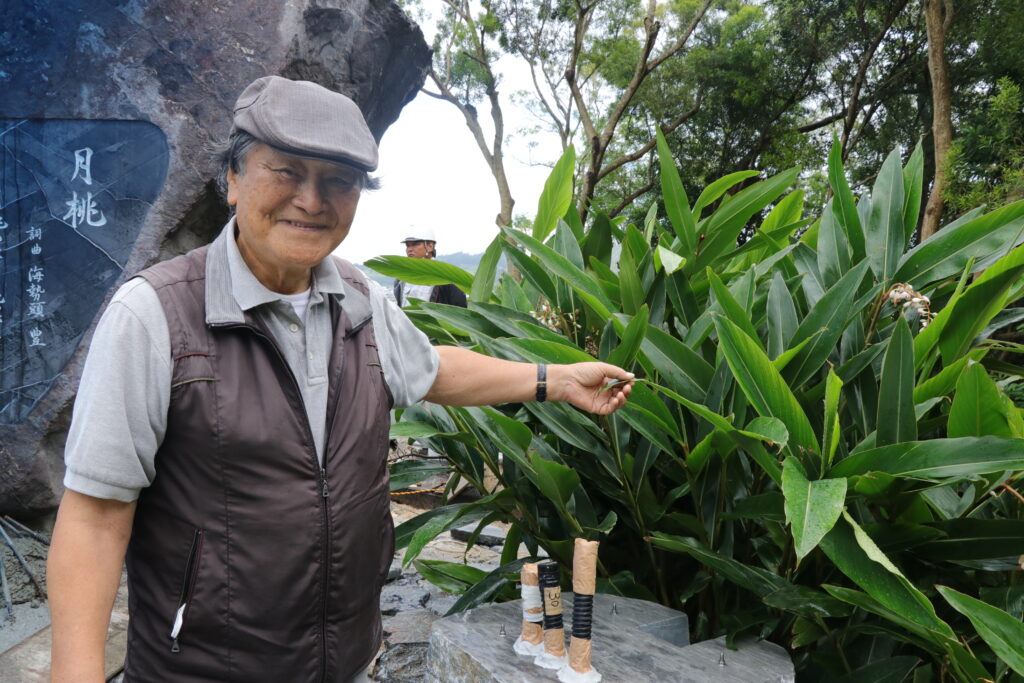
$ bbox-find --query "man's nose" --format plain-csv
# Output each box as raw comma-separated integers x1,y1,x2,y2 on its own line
293,179,325,214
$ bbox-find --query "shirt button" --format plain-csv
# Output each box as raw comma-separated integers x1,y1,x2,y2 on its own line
307,351,314,360
289,323,299,332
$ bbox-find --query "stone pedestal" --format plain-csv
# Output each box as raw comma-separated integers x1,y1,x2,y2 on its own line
426,593,794,682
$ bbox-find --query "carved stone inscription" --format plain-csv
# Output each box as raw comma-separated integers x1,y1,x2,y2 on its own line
0,120,168,425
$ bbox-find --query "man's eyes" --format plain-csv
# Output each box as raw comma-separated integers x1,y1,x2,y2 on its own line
272,167,298,178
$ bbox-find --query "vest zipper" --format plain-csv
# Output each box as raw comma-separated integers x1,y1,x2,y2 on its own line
169,529,204,653
216,322,332,682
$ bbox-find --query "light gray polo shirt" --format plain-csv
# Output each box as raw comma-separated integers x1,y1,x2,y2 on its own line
64,219,439,502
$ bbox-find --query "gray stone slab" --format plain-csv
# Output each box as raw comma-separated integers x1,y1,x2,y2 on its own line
383,610,441,645
451,523,507,546
426,593,793,682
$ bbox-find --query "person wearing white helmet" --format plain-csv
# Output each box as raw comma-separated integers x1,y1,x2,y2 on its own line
393,228,467,308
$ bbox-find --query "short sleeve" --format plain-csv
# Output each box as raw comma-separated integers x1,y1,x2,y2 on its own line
63,278,171,501
366,280,439,407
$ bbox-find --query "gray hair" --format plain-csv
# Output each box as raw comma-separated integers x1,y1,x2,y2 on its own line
215,129,380,200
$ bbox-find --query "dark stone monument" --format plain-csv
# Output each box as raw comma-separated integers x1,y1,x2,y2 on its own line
0,0,431,513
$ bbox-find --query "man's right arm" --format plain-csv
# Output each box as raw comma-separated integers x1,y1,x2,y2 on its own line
48,491,136,682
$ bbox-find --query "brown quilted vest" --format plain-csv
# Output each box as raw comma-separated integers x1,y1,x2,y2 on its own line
124,246,394,682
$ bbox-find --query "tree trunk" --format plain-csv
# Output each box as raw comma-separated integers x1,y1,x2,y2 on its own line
921,0,954,241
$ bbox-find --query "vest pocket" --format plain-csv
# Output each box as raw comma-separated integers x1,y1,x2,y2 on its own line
169,528,204,653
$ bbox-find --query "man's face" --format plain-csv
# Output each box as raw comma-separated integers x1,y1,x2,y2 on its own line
226,143,362,293
404,240,434,259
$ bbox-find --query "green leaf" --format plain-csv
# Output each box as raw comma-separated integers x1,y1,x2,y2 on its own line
389,460,451,491
835,657,920,683
912,352,981,404
830,436,1024,479
445,558,529,615
784,261,872,387
936,244,1024,364
656,129,696,256
470,235,504,303
876,318,917,446
938,586,1024,676
413,559,487,594
714,315,819,456
828,135,865,261
494,337,593,365
820,512,956,645
902,139,925,243
692,170,760,216
864,148,905,282
916,520,1024,560
607,306,650,368
782,457,847,561
502,244,556,304
823,368,843,467
949,361,1021,438
707,268,760,344
639,326,714,403
364,254,474,292
647,533,786,597
763,585,852,619
389,421,472,443
767,269,798,359
505,227,615,319
689,168,800,274
533,145,575,242
617,246,645,316
528,451,580,511
817,200,851,287
654,245,686,274
894,200,1024,288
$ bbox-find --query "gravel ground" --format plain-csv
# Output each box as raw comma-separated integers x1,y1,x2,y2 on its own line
0,522,51,655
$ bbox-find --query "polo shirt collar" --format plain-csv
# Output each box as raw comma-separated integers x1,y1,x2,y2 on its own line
204,217,348,325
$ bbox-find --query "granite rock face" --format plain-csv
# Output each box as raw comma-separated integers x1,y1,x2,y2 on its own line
0,0,431,513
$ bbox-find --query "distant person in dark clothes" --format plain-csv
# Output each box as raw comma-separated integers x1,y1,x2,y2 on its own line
392,228,467,308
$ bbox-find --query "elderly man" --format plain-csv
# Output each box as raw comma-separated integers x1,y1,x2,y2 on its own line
47,76,632,682
392,228,467,308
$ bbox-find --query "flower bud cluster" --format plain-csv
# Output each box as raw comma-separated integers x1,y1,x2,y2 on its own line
529,301,583,333
888,283,935,329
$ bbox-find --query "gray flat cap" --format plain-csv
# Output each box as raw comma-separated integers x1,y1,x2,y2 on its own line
233,76,378,172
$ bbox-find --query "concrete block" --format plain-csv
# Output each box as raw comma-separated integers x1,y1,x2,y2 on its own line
383,610,441,645
426,593,793,682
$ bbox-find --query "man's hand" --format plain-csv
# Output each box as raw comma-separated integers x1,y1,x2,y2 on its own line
549,362,634,415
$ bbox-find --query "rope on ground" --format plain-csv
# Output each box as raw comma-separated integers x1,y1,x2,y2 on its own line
390,488,446,496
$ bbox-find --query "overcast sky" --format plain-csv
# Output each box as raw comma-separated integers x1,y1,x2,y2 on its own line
338,15,559,266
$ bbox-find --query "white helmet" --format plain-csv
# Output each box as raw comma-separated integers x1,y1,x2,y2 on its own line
400,227,436,243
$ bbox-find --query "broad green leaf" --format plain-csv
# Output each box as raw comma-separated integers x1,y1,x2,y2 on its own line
707,268,759,344
763,585,852,619
876,318,917,446
533,145,575,241
824,585,943,652
949,361,1021,438
864,148,905,282
419,303,508,338
389,460,451,491
470,235,503,302
938,586,1024,676
494,337,593,364
784,261,872,387
502,244,556,304
607,306,649,368
654,245,686,274
767,269,798,359
618,245,645,315
656,129,696,256
817,200,851,288
820,512,956,645
505,227,615,319
413,559,486,594
823,368,843,467
830,436,1024,479
782,457,847,561
894,201,1024,288
917,520,1024,560
835,657,920,683
828,135,865,261
937,244,1024,364
528,451,580,511
912,352,982,404
389,421,473,443
582,211,614,266
648,533,786,597
761,190,804,233
902,139,924,242
467,406,533,464
639,326,714,403
692,170,760,216
364,254,474,291
744,416,790,448
445,558,529,615
714,315,819,455
399,504,487,564
689,168,800,274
